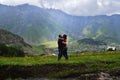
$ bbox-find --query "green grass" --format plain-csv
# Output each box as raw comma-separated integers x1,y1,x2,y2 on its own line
0,51,120,67
32,41,57,55
1,51,120,79
32,45,44,55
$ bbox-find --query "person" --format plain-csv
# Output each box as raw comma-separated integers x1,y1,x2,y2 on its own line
57,34,68,61
62,34,68,60
57,34,63,61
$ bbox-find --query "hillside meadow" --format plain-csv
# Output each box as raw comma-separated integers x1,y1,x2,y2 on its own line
0,51,120,79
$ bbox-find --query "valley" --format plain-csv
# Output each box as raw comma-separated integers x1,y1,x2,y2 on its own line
0,3,120,80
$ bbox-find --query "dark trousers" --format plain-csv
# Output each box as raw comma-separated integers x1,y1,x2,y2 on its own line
58,47,68,61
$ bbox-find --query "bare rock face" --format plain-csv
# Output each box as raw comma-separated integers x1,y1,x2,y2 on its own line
78,72,120,80
98,72,113,80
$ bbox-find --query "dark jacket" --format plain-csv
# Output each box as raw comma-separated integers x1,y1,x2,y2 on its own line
58,38,63,49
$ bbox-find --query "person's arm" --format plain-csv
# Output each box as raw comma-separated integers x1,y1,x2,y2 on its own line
62,40,67,46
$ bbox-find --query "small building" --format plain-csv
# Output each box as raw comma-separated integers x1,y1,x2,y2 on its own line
107,46,116,51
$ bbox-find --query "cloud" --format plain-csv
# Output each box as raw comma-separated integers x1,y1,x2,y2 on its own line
96,0,120,15
37,0,120,16
0,0,120,16
0,0,40,6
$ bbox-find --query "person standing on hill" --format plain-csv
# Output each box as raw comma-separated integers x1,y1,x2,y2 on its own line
57,34,68,61
57,34,63,61
62,34,68,60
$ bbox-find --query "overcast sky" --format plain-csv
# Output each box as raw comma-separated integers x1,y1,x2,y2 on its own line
0,0,120,16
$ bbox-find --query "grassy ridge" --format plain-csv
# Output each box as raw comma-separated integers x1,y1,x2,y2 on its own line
0,51,120,79
0,51,120,67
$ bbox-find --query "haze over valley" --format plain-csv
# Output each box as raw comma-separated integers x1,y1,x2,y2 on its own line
0,4,120,46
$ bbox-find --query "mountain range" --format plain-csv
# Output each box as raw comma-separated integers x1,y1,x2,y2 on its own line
0,4,120,45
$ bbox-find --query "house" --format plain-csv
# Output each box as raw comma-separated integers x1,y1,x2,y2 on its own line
107,46,116,51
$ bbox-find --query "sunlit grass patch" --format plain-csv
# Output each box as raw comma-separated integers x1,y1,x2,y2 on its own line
41,41,58,48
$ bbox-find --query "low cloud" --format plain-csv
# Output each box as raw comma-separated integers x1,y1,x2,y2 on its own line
0,0,120,16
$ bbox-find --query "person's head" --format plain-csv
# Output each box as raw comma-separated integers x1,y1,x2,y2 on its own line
63,34,67,39
58,34,62,38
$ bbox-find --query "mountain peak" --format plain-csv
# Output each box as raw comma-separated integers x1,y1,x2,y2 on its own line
16,3,32,7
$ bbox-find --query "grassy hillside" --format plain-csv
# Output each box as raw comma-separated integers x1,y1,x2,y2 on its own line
1,4,120,45
0,51,120,79
0,4,65,44
0,29,32,56
0,51,120,66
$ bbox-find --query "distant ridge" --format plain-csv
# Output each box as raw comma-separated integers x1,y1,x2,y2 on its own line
0,4,120,45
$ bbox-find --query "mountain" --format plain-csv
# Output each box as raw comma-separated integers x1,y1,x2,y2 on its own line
0,29,32,56
0,4,120,45
80,15,120,44
77,38,106,45
0,29,26,44
0,4,65,44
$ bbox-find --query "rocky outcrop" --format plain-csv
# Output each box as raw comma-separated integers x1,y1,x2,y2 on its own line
79,72,120,80
0,29,32,56
0,29,23,43
0,29,31,46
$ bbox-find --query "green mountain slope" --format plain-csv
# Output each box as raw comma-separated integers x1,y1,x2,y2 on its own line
0,4,120,45
82,15,120,44
0,29,32,56
0,4,65,44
